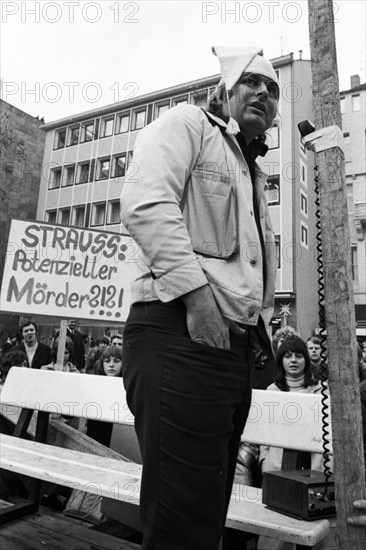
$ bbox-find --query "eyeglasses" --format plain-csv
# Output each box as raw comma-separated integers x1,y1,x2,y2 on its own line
239,73,280,100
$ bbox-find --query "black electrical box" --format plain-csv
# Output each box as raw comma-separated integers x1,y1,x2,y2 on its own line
262,470,336,520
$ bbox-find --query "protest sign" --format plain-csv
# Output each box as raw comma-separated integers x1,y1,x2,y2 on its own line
0,219,140,322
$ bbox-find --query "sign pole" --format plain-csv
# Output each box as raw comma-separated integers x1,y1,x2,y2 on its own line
307,1,366,547
55,320,67,371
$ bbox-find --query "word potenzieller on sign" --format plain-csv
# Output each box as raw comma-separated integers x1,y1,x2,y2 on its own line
0,220,140,322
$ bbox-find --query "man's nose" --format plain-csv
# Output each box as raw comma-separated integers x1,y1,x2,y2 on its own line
256,81,269,97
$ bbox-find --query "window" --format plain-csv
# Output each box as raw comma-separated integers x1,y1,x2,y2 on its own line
94,119,100,139
352,94,361,112
81,121,95,142
117,113,130,133
92,203,106,226
265,175,280,205
351,247,358,281
275,235,281,269
300,159,307,186
301,223,308,248
300,192,308,216
77,161,90,184
172,95,188,106
68,126,80,146
340,97,346,114
266,120,279,149
72,206,85,228
101,117,114,137
49,167,62,189
107,201,121,224
132,108,146,130
112,154,127,178
154,101,170,119
346,183,354,213
59,208,71,226
46,210,57,224
89,159,96,182
343,132,350,145
192,91,207,107
63,165,75,187
54,129,66,149
97,158,110,180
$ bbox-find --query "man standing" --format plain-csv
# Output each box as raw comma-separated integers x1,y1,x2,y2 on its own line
66,320,85,371
307,336,327,381
18,321,52,369
111,333,123,349
120,46,278,550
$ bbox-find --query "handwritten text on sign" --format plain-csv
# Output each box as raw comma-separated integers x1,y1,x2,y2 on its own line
0,220,140,321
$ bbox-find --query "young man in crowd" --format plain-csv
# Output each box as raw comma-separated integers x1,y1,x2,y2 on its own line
307,335,328,381
18,321,52,369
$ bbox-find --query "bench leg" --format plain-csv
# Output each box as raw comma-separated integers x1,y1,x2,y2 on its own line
12,408,34,438
30,411,50,506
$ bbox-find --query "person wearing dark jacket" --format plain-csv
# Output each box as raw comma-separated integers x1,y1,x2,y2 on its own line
2,332,21,355
17,321,51,369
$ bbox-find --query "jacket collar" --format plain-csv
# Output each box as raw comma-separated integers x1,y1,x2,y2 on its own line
204,110,227,129
203,109,269,191
203,110,269,161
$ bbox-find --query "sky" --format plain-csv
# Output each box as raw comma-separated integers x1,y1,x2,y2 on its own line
1,0,365,123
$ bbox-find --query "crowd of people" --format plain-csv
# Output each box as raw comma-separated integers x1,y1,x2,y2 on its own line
0,320,124,381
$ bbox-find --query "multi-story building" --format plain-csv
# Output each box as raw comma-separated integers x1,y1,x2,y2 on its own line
37,53,321,337
0,100,46,343
340,75,366,341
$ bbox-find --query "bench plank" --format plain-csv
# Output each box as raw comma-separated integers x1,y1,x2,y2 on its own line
0,434,141,504
242,390,332,453
0,368,133,425
0,433,330,545
1,368,333,454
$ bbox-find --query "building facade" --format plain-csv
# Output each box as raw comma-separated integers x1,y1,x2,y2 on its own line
37,53,321,337
340,76,366,340
0,100,46,343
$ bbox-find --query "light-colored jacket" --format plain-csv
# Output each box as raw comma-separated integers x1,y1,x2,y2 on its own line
121,105,277,326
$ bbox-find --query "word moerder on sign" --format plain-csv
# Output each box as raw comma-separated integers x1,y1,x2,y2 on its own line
0,220,140,322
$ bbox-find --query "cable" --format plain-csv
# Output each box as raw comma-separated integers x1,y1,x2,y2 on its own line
314,164,333,495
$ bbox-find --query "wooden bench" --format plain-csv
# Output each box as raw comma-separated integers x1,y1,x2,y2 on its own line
0,367,333,548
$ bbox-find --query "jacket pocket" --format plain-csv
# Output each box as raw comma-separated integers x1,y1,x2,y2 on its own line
183,168,238,259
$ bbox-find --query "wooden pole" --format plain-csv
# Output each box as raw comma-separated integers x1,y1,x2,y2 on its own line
307,1,366,548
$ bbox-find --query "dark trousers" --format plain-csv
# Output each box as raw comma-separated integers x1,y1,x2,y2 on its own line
122,300,253,550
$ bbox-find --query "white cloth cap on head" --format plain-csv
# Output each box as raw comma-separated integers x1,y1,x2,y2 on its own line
212,45,279,90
